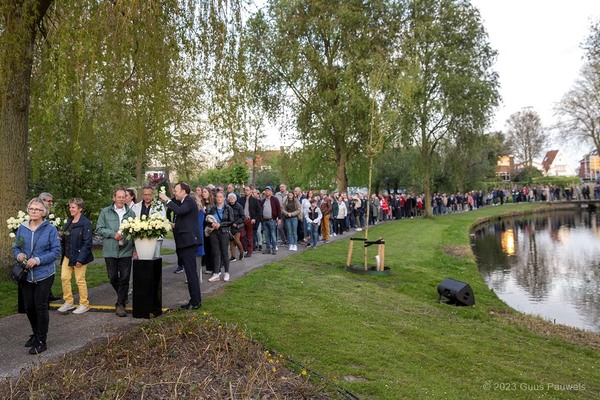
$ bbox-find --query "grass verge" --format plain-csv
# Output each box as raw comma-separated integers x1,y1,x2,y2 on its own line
202,203,599,399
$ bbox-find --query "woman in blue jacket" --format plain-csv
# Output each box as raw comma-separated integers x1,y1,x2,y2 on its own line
57,198,94,315
13,197,61,354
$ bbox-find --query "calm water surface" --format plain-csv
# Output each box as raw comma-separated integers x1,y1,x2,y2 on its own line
472,210,600,332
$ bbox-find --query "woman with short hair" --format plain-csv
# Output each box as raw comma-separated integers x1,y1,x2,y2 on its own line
58,198,94,315
13,198,61,354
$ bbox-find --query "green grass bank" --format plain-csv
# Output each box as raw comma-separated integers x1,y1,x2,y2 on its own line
202,203,599,399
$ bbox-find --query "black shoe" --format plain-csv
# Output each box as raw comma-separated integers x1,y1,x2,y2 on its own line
229,256,237,262
25,334,37,348
238,254,244,261
244,252,251,258
28,340,47,355
174,265,185,274
48,294,61,302
271,249,277,255
180,302,201,310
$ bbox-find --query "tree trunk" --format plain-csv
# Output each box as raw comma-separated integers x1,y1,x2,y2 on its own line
0,0,53,270
335,145,348,193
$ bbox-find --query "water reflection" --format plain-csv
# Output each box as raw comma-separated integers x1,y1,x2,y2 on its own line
472,210,600,332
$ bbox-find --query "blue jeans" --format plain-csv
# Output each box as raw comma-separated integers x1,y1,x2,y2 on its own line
263,219,277,250
284,217,298,246
307,222,320,247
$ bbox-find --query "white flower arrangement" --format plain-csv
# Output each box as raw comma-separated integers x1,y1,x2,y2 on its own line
160,186,167,195
6,210,30,237
47,213,62,228
119,212,171,240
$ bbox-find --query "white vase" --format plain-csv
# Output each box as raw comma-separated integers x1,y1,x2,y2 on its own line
135,238,158,260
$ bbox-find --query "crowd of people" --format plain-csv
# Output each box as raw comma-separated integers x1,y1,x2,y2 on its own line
12,180,595,355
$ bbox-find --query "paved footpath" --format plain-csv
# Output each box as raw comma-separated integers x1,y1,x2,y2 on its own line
0,233,353,379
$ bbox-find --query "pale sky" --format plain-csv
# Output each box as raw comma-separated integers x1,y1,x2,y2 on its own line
470,0,600,167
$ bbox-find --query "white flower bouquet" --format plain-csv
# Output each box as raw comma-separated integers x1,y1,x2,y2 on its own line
47,213,62,228
119,213,171,240
6,210,30,238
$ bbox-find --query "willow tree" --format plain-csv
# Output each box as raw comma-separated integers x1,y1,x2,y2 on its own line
0,0,54,267
28,0,199,203
248,0,401,192
391,0,499,216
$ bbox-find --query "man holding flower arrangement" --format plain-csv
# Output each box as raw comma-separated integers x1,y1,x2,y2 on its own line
96,187,136,317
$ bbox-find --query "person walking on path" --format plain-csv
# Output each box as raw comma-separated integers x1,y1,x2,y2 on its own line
159,182,203,309
13,197,61,354
96,187,136,317
282,192,301,251
238,185,261,257
227,193,245,262
207,191,235,282
57,198,94,315
261,186,281,255
305,197,322,249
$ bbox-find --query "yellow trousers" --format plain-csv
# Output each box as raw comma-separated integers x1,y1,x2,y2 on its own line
61,257,89,306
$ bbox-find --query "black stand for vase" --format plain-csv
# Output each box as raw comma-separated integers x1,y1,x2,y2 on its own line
132,258,163,318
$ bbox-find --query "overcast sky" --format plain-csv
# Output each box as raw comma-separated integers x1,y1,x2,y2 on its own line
470,0,599,166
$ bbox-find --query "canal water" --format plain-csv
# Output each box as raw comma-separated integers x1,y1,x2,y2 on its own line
472,209,600,332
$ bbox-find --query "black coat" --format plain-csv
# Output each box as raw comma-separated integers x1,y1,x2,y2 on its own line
238,195,261,220
208,203,235,233
63,215,94,266
166,194,202,249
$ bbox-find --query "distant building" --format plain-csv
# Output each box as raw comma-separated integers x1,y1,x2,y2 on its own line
579,150,600,180
496,155,514,181
541,150,575,177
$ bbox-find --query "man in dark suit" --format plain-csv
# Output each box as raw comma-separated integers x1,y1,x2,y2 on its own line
238,185,261,257
159,182,202,309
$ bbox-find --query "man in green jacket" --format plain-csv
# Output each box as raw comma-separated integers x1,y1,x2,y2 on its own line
96,187,136,317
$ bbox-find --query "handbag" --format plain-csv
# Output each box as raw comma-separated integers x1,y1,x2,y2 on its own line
12,262,27,283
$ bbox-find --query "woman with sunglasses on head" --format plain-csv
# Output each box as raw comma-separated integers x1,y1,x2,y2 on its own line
13,197,61,354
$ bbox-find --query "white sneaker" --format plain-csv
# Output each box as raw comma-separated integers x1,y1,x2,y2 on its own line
58,302,75,313
208,273,221,282
72,305,89,314
224,273,230,282
292,245,297,251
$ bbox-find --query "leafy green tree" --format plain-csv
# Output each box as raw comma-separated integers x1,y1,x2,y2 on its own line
391,0,499,216
247,0,401,192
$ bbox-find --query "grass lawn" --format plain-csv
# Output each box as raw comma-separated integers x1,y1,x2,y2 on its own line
202,203,600,399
